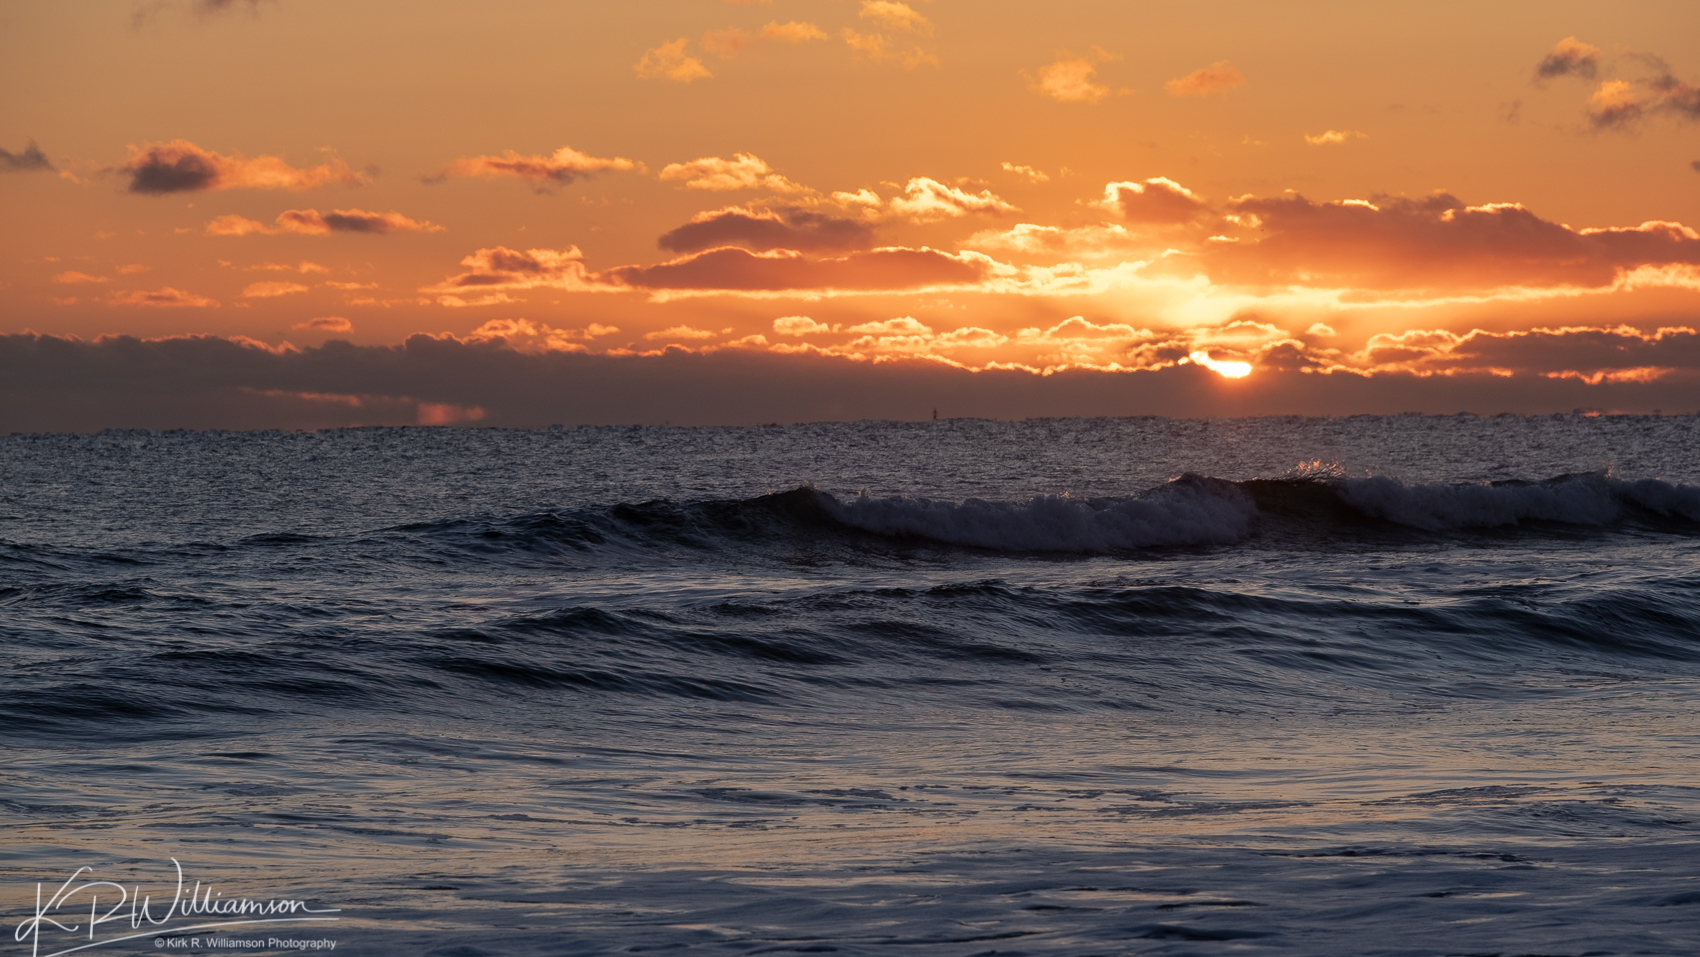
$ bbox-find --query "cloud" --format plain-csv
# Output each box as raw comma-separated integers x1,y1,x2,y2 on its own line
847,316,931,335
1535,37,1601,80
858,1,932,36
1,141,54,173
773,316,833,335
1329,324,1700,382
117,264,152,274
206,208,442,236
1587,79,1644,128
1097,178,1209,224
645,325,719,341
962,221,1140,262
276,209,443,235
887,177,1016,222
52,271,110,284
294,316,353,333
605,246,992,294
1001,162,1050,183
119,140,368,194
658,206,875,253
434,145,637,187
658,153,806,192
636,39,712,82
841,6,938,69
1025,54,1111,104
245,260,326,273
242,281,309,297
701,20,827,57
1653,73,1700,120
4,328,1696,435
423,246,600,298
196,0,266,16
1165,60,1244,97
1175,190,1700,291
107,287,218,308
760,20,828,43
1305,130,1368,145
462,318,612,353
1547,50,1700,130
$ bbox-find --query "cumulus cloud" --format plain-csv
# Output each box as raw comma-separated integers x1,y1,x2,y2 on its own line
841,4,938,69
1305,130,1368,145
760,20,828,43
52,271,109,284
1096,178,1209,224
636,38,712,82
422,246,601,299
773,316,834,335
434,145,637,187
1025,53,1112,104
118,140,368,194
701,20,827,57
107,287,218,308
1175,190,1700,291
279,208,443,235
847,316,931,335
1165,60,1244,97
465,318,618,353
1587,79,1644,128
1,141,54,173
1588,70,1700,128
961,222,1141,262
658,153,806,192
294,316,353,333
1535,36,1601,80
605,246,993,294
645,325,719,340
242,281,309,298
1002,162,1050,183
658,206,875,253
208,208,443,236
887,177,1016,222
1333,324,1700,382
858,1,932,36
1534,45,1700,131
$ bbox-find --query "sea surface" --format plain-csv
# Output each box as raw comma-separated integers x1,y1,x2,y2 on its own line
4,415,1700,956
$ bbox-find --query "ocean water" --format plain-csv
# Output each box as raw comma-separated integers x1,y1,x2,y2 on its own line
4,415,1700,957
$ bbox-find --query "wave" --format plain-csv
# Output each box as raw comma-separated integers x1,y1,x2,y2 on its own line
814,471,1700,552
372,471,1700,562
817,474,1258,551
1332,472,1700,532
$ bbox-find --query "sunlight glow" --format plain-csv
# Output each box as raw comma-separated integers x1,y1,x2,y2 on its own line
1188,350,1252,378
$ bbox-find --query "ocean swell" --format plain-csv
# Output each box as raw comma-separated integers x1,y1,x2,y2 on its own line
816,474,1258,551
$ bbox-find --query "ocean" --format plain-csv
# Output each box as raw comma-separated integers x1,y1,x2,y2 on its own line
4,414,1699,956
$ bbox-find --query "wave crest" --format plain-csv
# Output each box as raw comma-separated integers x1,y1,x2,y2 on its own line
1337,472,1700,531
816,474,1258,551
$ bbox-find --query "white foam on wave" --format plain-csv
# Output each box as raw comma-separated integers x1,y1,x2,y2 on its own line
1338,472,1700,530
817,474,1258,551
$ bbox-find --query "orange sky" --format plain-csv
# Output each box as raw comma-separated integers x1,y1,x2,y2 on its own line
2,0,1698,426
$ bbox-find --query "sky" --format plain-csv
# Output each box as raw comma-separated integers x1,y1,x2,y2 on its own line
2,0,1698,429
